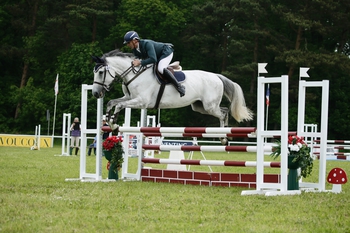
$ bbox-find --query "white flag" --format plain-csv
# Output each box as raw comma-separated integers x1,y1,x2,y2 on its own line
258,63,268,74
299,67,310,78
54,74,59,95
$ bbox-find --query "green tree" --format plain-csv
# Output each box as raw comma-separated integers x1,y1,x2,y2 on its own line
268,0,350,137
0,0,119,133
108,0,187,50
55,42,104,133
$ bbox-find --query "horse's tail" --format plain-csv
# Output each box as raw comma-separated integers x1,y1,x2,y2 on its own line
217,74,254,122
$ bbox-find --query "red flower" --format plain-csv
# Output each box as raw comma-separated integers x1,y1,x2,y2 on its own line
102,136,123,151
288,135,305,145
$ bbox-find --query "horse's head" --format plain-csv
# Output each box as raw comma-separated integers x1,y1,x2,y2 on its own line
91,55,116,98
91,50,137,98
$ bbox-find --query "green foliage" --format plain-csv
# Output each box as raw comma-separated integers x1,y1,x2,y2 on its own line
54,42,106,132
108,0,187,49
0,0,350,139
270,136,314,178
102,136,124,170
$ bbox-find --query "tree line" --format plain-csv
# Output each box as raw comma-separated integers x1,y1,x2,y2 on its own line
1,0,349,139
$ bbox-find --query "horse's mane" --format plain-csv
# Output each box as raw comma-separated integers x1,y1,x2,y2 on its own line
101,49,134,60
93,49,134,72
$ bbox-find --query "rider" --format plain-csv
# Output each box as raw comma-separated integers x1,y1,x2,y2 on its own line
123,31,185,97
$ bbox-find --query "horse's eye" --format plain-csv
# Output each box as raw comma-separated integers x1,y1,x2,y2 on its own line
99,70,103,75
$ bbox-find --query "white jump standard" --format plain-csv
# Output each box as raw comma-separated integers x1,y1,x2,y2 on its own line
65,84,114,182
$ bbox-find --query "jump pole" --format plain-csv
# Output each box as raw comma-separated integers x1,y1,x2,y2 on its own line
120,126,256,134
142,158,281,168
142,144,274,153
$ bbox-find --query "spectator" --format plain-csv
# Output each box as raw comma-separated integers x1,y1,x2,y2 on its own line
70,117,81,155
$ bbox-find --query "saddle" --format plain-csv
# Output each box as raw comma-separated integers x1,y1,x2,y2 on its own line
152,62,186,109
154,61,185,84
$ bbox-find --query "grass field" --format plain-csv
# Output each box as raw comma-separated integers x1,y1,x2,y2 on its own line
1,145,349,233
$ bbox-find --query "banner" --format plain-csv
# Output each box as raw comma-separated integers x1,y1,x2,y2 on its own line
0,135,52,148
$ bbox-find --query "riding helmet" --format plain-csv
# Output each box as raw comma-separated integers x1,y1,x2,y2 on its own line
123,31,139,44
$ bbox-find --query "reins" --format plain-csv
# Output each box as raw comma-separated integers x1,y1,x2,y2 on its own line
123,64,149,95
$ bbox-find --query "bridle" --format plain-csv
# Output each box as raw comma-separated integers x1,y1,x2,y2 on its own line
93,62,149,94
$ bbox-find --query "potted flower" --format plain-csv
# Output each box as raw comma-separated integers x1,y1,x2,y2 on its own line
270,135,314,190
102,135,124,180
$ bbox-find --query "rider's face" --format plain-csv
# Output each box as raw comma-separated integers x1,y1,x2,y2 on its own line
126,39,137,49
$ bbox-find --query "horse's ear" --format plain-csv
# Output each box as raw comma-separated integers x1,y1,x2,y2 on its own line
91,55,106,64
91,55,100,63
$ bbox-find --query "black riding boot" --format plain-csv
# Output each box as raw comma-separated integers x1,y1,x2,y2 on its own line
75,147,79,155
163,68,185,97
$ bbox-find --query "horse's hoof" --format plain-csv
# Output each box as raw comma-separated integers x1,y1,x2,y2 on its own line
111,124,119,134
220,137,228,145
108,119,114,126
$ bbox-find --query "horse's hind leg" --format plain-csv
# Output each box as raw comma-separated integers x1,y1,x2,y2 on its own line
217,107,230,145
221,107,235,142
220,107,229,127
191,102,228,145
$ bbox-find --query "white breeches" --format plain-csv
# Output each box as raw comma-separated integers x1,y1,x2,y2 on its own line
71,136,80,148
158,53,173,74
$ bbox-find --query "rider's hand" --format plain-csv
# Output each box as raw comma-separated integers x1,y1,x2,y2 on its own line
132,59,141,66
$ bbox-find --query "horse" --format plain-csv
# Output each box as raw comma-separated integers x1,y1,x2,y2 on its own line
91,50,253,143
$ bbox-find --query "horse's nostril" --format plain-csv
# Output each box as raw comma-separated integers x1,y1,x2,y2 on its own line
92,92,99,98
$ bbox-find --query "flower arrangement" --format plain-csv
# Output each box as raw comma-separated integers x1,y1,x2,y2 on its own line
102,135,124,171
270,135,313,178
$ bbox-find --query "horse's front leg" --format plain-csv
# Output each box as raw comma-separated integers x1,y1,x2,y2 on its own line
109,97,148,130
109,108,120,132
106,96,130,131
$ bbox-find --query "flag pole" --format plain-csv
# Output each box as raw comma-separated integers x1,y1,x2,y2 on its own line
258,63,269,144
52,74,59,147
265,84,270,131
